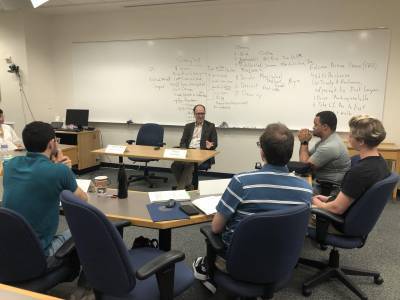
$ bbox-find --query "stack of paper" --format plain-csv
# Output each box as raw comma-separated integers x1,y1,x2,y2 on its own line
199,178,231,196
148,190,190,203
76,179,92,192
192,196,221,215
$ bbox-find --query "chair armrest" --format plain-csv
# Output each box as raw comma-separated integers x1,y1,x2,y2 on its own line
47,237,76,270
200,225,225,253
136,250,185,280
287,161,312,175
126,140,136,145
315,179,340,187
311,208,344,244
54,237,75,259
311,208,344,224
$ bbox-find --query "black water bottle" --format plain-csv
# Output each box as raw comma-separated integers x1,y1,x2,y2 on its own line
117,164,128,199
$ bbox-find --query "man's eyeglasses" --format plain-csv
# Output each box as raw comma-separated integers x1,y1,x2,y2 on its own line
256,141,261,148
195,112,205,116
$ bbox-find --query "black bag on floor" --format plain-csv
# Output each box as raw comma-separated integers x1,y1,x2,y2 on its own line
131,235,159,249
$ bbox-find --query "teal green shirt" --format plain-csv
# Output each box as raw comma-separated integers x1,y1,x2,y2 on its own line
2,152,77,251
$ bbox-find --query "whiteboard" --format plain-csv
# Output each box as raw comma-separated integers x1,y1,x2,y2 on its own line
70,29,390,131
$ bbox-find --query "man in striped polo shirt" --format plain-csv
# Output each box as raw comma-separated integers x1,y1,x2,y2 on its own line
193,123,312,292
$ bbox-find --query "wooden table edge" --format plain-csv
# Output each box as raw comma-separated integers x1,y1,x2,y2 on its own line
0,283,62,300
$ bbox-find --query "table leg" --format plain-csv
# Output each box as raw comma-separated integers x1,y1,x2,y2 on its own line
159,229,171,251
193,163,199,190
394,155,400,200
119,156,123,164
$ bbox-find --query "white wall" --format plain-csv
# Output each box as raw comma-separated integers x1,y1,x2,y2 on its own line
0,12,30,135
24,13,56,122
1,0,400,173
0,11,54,134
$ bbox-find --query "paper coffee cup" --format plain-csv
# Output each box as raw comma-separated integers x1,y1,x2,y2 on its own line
94,175,109,195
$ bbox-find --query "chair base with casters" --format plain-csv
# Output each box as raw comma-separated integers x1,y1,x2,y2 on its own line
128,162,168,188
299,200,395,299
299,247,383,300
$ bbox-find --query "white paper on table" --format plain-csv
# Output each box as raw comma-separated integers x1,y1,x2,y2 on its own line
163,148,187,159
148,190,190,203
76,179,92,192
105,145,127,155
192,196,221,215
199,178,231,196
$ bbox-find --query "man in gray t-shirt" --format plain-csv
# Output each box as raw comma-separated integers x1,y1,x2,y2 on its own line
298,111,350,193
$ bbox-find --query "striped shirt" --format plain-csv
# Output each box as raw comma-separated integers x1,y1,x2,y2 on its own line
216,164,312,247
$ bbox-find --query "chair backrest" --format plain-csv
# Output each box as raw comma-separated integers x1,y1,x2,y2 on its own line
225,205,309,284
0,208,47,283
60,191,136,296
136,123,164,146
198,159,212,171
341,172,399,237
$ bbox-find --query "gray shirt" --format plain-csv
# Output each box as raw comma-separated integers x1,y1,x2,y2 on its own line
309,132,350,185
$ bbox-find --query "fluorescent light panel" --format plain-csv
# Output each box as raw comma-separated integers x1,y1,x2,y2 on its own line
30,0,49,8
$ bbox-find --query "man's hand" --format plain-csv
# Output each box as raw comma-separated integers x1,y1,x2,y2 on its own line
298,129,312,143
205,140,214,149
312,196,324,208
312,195,330,204
54,149,72,168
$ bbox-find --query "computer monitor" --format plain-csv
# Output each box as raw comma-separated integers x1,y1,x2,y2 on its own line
65,109,89,128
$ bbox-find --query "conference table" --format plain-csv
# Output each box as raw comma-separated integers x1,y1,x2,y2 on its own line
85,174,311,251
92,145,219,189
87,189,213,251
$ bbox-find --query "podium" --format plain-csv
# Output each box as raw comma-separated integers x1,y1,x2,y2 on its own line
56,130,100,171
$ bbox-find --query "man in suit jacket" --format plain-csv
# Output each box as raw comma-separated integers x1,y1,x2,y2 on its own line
171,104,218,190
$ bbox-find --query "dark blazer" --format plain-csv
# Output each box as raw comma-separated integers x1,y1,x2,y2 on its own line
179,120,218,164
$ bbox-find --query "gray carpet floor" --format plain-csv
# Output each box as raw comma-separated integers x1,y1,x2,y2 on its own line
48,167,400,300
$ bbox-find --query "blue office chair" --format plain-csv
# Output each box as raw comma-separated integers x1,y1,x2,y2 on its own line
126,123,168,188
299,172,399,299
0,208,79,292
60,190,194,300
200,205,310,299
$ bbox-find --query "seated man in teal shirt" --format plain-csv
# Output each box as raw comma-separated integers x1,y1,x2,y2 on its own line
2,121,88,256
